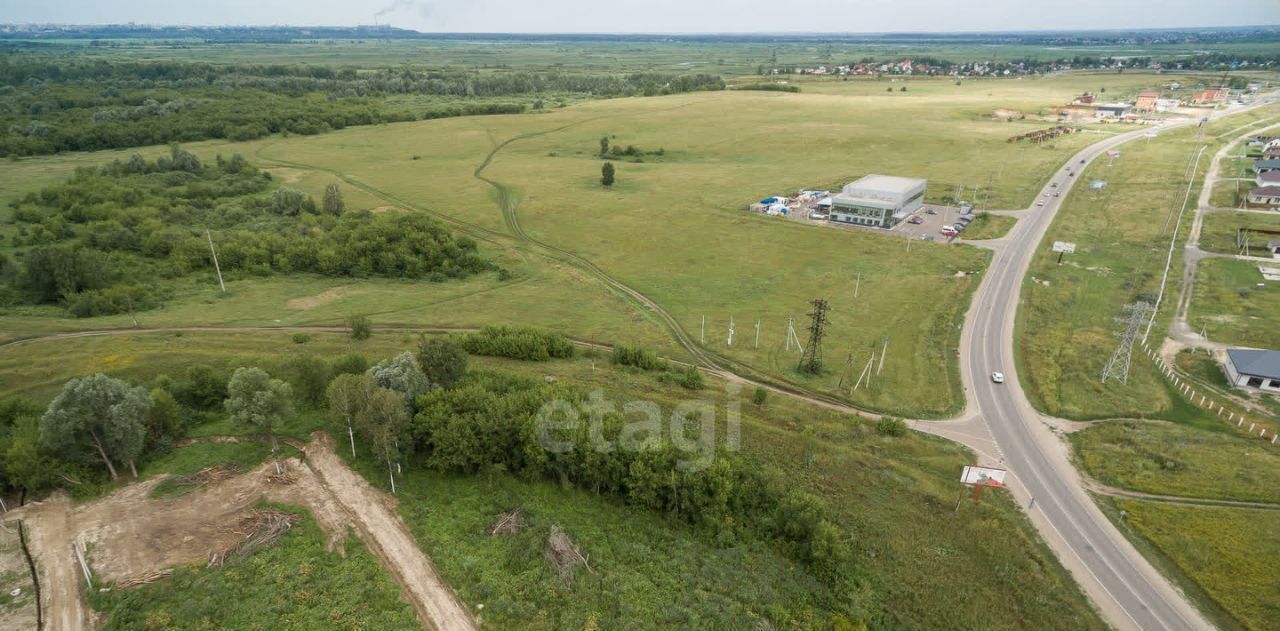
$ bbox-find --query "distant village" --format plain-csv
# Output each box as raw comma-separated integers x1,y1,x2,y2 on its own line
770,56,1276,79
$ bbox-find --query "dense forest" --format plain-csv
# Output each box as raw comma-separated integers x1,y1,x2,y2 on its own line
0,147,491,316
0,57,726,155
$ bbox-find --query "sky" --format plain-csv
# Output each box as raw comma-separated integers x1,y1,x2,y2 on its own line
2,0,1278,34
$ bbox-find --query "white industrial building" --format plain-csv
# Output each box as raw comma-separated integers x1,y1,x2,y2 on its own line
828,174,927,228
1223,348,1280,392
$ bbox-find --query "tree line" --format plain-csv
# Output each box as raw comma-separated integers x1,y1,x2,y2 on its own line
1,149,491,316
0,56,725,156
1,331,857,598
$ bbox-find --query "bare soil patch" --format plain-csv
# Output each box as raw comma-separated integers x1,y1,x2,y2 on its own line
4,433,475,631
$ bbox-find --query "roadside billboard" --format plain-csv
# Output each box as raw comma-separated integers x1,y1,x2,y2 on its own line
960,465,1007,488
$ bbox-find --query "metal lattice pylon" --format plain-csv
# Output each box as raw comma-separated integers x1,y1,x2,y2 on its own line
1101,301,1152,385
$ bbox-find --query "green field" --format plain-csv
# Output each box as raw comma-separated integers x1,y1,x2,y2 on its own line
960,212,1018,240
1197,210,1280,256
1016,105,1280,419
2,73,1215,417
1072,420,1280,503
1112,500,1280,631
1189,257,1280,349
89,508,421,630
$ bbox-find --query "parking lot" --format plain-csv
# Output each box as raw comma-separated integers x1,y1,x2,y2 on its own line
786,201,977,242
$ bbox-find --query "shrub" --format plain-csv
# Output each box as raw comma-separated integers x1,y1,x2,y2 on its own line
875,417,907,436
346,315,372,340
291,333,311,344
331,352,368,376
611,344,664,371
753,387,768,406
282,355,332,408
461,326,574,361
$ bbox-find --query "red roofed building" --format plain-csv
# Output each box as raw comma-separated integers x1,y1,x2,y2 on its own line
1134,91,1160,112
1191,87,1230,104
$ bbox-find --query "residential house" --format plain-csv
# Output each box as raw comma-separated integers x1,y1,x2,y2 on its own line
1254,159,1280,175
1248,186,1280,206
1257,170,1280,188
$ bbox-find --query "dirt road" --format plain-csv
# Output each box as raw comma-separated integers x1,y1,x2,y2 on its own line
2,434,474,631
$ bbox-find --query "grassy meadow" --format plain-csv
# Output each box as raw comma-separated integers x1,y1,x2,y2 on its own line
1197,210,1280,257
1016,104,1280,419
1188,257,1280,350
1110,500,1280,631
0,72,1219,417
1071,420,1280,503
1,329,1103,629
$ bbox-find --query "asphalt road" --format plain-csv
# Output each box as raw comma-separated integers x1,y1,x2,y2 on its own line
959,106,1273,629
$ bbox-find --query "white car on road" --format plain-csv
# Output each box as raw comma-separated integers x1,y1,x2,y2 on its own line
991,371,1005,384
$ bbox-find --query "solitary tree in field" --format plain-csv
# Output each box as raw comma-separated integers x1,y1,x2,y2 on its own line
323,183,345,215
599,136,610,156
40,374,149,479
224,367,293,455
601,161,615,187
417,337,468,389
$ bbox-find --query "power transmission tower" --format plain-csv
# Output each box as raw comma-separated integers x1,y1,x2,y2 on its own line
1101,301,1151,385
798,298,829,374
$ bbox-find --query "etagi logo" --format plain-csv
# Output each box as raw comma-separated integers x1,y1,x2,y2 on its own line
534,382,743,472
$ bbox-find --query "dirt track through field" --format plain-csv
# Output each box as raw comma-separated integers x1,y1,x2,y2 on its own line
2,433,474,631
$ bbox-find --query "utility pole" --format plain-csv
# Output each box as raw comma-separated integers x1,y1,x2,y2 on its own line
854,271,861,299
798,298,829,374
727,316,735,347
701,315,705,344
754,319,760,348
877,337,889,375
206,230,226,293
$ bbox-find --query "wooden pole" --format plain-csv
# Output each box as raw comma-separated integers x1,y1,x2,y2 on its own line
206,230,226,293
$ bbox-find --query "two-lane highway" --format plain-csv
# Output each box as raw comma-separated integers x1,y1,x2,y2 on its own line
959,114,1239,629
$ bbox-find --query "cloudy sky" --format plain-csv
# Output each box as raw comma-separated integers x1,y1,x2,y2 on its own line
2,0,1278,33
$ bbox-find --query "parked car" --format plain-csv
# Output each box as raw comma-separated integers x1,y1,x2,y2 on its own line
1051,182,1058,188
926,207,938,215
1053,192,1061,197
957,216,972,224
908,216,924,224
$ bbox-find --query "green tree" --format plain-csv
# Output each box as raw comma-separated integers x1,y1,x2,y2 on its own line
283,355,332,407
3,416,61,492
601,161,615,187
326,373,373,457
224,367,293,452
40,374,149,479
356,385,410,494
145,388,185,440
599,136,609,156
369,351,430,412
346,314,372,340
331,352,369,375
322,183,345,215
417,337,468,389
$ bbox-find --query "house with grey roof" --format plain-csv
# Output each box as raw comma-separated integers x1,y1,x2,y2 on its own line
1253,159,1280,175
1223,348,1280,392
828,174,927,228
